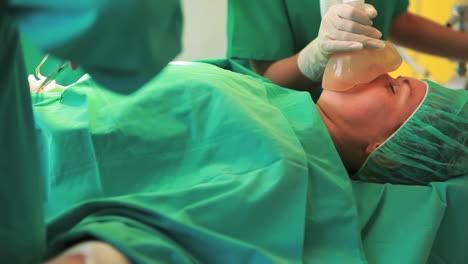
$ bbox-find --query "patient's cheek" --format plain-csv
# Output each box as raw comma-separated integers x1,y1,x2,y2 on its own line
322,41,402,91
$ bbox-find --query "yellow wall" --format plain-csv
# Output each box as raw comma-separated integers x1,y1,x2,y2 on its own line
391,0,460,84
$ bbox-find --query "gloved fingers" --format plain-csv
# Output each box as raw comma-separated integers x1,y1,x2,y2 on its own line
322,30,385,52
363,3,378,19
327,28,384,48
28,74,60,92
321,39,364,53
332,16,382,39
331,4,373,26
28,74,40,92
363,39,387,50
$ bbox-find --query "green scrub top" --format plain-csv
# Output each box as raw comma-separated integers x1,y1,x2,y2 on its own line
1,1,182,263
227,0,409,61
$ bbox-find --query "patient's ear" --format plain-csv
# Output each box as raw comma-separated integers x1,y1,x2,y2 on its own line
365,142,383,155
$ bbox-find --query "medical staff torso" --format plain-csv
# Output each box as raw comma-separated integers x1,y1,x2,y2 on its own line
0,12,46,264
227,0,409,62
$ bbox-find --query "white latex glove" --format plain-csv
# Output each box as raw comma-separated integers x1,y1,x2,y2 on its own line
298,3,385,81
43,241,130,264
28,74,65,92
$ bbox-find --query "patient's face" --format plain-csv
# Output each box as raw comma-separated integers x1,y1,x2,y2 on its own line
319,74,427,140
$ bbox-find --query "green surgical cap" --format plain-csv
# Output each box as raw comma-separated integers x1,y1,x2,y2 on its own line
354,80,467,185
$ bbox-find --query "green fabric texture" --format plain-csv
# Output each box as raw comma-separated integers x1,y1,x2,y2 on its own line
33,60,468,263
353,174,468,264
0,13,46,264
227,0,409,61
355,81,468,185
36,60,366,263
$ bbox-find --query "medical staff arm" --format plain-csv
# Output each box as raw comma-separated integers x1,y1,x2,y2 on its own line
390,11,468,61
252,3,384,92
251,55,322,92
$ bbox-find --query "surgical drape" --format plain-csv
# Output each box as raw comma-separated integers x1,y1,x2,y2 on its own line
31,60,468,263
32,61,365,263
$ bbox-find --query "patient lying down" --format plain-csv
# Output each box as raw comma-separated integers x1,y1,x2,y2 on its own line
29,62,467,185
318,73,467,184
32,61,466,264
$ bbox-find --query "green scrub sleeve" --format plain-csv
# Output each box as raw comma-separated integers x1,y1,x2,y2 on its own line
393,0,410,19
227,0,295,61
12,1,182,94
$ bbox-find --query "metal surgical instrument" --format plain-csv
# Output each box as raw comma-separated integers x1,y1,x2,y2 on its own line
35,54,69,92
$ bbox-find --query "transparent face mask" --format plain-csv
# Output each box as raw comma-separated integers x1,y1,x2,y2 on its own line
322,41,403,91
353,81,468,185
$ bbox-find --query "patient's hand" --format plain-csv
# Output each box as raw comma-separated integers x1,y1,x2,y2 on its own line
43,241,130,264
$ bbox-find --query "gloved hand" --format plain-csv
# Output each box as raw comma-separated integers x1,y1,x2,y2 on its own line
298,3,386,81
28,61,77,92
28,74,65,92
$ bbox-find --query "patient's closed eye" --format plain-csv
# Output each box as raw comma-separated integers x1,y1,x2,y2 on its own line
387,83,395,94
